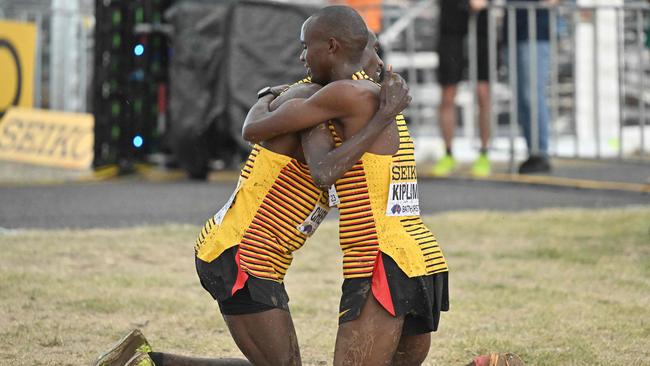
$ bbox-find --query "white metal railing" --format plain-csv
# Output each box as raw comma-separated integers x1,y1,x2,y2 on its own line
2,0,647,169
469,1,649,169
380,0,649,167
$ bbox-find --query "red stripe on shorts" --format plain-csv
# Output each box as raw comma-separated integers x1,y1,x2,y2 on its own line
371,252,396,316
231,248,250,295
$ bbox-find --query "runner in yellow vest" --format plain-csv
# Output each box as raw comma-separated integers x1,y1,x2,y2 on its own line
93,23,411,366
244,6,447,365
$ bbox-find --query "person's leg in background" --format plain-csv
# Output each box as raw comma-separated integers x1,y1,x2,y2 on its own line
433,34,463,176
436,83,459,175
535,41,551,160
516,41,532,155
516,40,552,174
471,33,492,177
471,81,491,177
477,82,491,153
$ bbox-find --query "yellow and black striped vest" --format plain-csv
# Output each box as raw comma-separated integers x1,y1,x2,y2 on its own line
329,70,448,279
195,144,326,283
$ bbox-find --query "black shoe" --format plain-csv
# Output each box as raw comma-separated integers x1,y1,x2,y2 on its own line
518,155,551,174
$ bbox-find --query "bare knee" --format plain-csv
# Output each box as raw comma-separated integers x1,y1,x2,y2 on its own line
334,295,404,366
392,348,429,366
224,310,302,366
391,333,431,366
267,337,301,366
267,351,301,366
441,84,458,103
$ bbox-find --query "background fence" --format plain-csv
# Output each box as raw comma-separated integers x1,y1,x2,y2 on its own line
1,0,649,170
381,0,650,167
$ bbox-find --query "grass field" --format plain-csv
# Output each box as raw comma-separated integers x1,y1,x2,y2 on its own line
1,208,649,366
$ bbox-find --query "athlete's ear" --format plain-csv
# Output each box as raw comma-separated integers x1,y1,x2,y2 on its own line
327,37,340,55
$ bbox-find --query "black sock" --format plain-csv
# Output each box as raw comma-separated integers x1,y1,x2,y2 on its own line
446,147,452,157
479,148,488,155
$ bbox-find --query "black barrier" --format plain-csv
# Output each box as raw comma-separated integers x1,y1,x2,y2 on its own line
166,0,318,178
93,0,171,170
93,0,319,176
0,38,23,116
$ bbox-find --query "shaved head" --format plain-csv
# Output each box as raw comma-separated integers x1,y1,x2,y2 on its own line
361,30,383,81
306,6,368,63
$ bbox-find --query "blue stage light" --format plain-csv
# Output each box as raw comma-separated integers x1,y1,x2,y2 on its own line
134,44,144,56
133,135,144,148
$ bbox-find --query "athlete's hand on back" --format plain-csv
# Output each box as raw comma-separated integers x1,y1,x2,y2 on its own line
376,65,411,125
269,84,290,98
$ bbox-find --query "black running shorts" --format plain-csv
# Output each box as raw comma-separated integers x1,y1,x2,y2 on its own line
196,246,290,315
338,252,449,336
437,33,489,86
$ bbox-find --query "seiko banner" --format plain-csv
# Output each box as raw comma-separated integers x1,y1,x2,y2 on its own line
0,108,94,169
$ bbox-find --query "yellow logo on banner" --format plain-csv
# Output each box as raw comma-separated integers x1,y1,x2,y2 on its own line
0,20,37,114
0,108,94,169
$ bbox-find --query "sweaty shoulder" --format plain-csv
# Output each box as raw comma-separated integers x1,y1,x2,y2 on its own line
270,82,322,111
310,80,378,124
319,79,378,104
284,82,322,99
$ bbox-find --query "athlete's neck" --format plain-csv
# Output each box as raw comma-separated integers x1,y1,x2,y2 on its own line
328,62,364,83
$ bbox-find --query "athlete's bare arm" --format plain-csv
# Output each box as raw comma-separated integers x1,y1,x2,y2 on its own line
242,81,372,143
242,66,412,143
268,83,321,112
301,69,411,189
245,29,384,143
250,82,323,158
253,72,409,168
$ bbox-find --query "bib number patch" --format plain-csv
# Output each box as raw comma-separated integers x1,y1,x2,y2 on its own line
298,195,330,236
386,163,420,216
328,184,340,207
213,179,242,225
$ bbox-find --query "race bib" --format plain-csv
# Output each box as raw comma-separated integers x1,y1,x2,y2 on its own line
386,162,420,216
328,184,340,207
213,179,242,225
298,194,330,236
